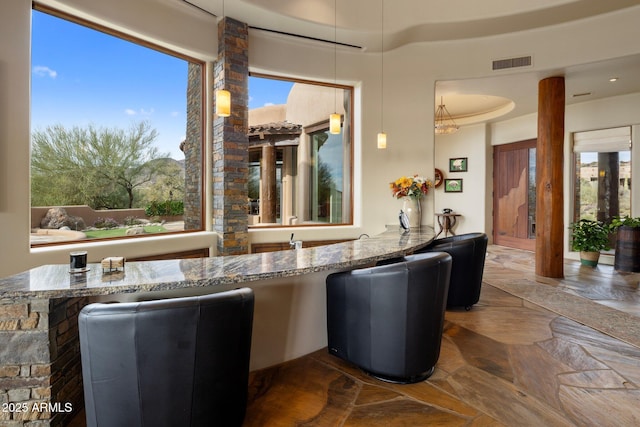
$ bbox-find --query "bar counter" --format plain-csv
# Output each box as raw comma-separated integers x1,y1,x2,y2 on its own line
0,227,434,427
0,227,434,298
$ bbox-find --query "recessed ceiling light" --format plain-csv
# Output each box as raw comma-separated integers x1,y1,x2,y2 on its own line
609,77,619,82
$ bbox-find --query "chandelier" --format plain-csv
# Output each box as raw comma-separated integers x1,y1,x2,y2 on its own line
434,96,459,134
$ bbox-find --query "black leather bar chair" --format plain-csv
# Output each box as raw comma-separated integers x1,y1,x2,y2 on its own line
326,252,451,384
416,232,488,310
78,288,254,427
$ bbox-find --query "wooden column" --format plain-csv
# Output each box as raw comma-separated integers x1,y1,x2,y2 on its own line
261,144,277,223
536,76,565,278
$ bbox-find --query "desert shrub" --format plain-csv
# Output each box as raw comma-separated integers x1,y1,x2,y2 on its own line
93,217,119,229
145,200,184,217
123,216,143,226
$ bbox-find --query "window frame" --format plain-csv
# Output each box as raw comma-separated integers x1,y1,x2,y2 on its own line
247,72,354,228
30,4,206,247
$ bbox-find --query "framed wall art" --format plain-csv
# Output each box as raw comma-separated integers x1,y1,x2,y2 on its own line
444,178,463,193
449,157,468,172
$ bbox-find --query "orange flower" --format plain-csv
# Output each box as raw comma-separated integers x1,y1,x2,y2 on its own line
390,174,433,199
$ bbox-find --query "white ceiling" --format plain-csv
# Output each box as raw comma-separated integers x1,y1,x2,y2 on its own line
179,0,640,124
437,54,640,124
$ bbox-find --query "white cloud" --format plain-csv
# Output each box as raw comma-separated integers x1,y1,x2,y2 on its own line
124,108,155,116
263,102,275,107
33,66,57,78
170,111,180,117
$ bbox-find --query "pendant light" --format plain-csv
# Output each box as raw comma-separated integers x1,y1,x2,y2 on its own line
376,0,387,149
216,89,231,117
215,0,231,117
329,0,341,134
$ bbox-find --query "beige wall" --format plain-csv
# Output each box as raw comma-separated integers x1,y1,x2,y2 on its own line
3,1,640,276
434,124,488,236
249,105,286,125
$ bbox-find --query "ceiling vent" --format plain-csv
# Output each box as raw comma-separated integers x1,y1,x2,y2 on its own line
492,56,532,71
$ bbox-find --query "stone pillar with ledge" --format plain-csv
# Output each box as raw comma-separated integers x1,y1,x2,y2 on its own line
213,16,250,255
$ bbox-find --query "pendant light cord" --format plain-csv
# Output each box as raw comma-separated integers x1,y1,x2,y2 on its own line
334,0,337,114
380,0,384,131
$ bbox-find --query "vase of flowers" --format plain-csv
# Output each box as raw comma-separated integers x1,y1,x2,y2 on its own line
390,174,433,228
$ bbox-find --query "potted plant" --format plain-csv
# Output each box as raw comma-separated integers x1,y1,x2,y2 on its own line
609,216,640,272
569,219,611,267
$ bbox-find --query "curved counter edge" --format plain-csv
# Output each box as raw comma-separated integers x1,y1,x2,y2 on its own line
0,227,435,299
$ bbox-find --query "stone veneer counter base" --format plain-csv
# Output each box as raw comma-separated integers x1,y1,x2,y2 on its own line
0,227,434,427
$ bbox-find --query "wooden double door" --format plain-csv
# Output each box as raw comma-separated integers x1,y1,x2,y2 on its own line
493,140,536,251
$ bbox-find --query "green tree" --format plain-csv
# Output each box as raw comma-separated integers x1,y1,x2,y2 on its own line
139,159,185,205
316,159,336,221
31,121,171,209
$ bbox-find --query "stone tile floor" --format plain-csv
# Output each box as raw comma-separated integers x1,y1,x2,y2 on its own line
244,246,640,426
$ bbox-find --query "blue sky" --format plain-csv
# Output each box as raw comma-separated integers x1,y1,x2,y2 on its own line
249,78,293,110
31,10,293,160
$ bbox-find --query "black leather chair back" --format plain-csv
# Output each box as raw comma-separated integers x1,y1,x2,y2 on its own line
327,252,451,383
79,288,254,427
418,232,488,309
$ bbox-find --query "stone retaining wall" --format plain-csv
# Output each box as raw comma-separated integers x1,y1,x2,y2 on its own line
31,206,147,230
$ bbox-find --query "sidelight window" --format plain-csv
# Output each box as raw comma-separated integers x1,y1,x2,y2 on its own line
572,126,631,227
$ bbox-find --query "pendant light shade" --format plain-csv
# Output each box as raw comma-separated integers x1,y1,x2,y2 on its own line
377,132,387,149
216,89,231,117
330,113,341,134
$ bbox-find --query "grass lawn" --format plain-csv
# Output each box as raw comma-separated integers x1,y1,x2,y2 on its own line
84,225,167,239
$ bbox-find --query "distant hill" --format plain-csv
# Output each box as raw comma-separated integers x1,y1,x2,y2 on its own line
137,157,185,189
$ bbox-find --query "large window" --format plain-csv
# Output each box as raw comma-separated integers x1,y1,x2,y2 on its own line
30,6,204,245
247,75,352,227
573,127,631,244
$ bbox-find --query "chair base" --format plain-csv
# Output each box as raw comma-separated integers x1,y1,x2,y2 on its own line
364,366,435,384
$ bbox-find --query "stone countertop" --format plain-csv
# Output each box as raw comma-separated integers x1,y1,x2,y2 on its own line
0,227,435,299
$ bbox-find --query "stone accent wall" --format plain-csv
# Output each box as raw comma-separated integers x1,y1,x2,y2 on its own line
213,17,250,255
183,63,204,231
0,297,90,427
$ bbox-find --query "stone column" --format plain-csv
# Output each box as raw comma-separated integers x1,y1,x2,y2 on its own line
183,63,203,231
213,17,249,255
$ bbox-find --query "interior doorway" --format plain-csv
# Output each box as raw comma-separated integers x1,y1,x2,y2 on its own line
493,139,537,251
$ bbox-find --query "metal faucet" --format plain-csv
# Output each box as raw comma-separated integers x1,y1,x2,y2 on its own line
290,233,302,250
